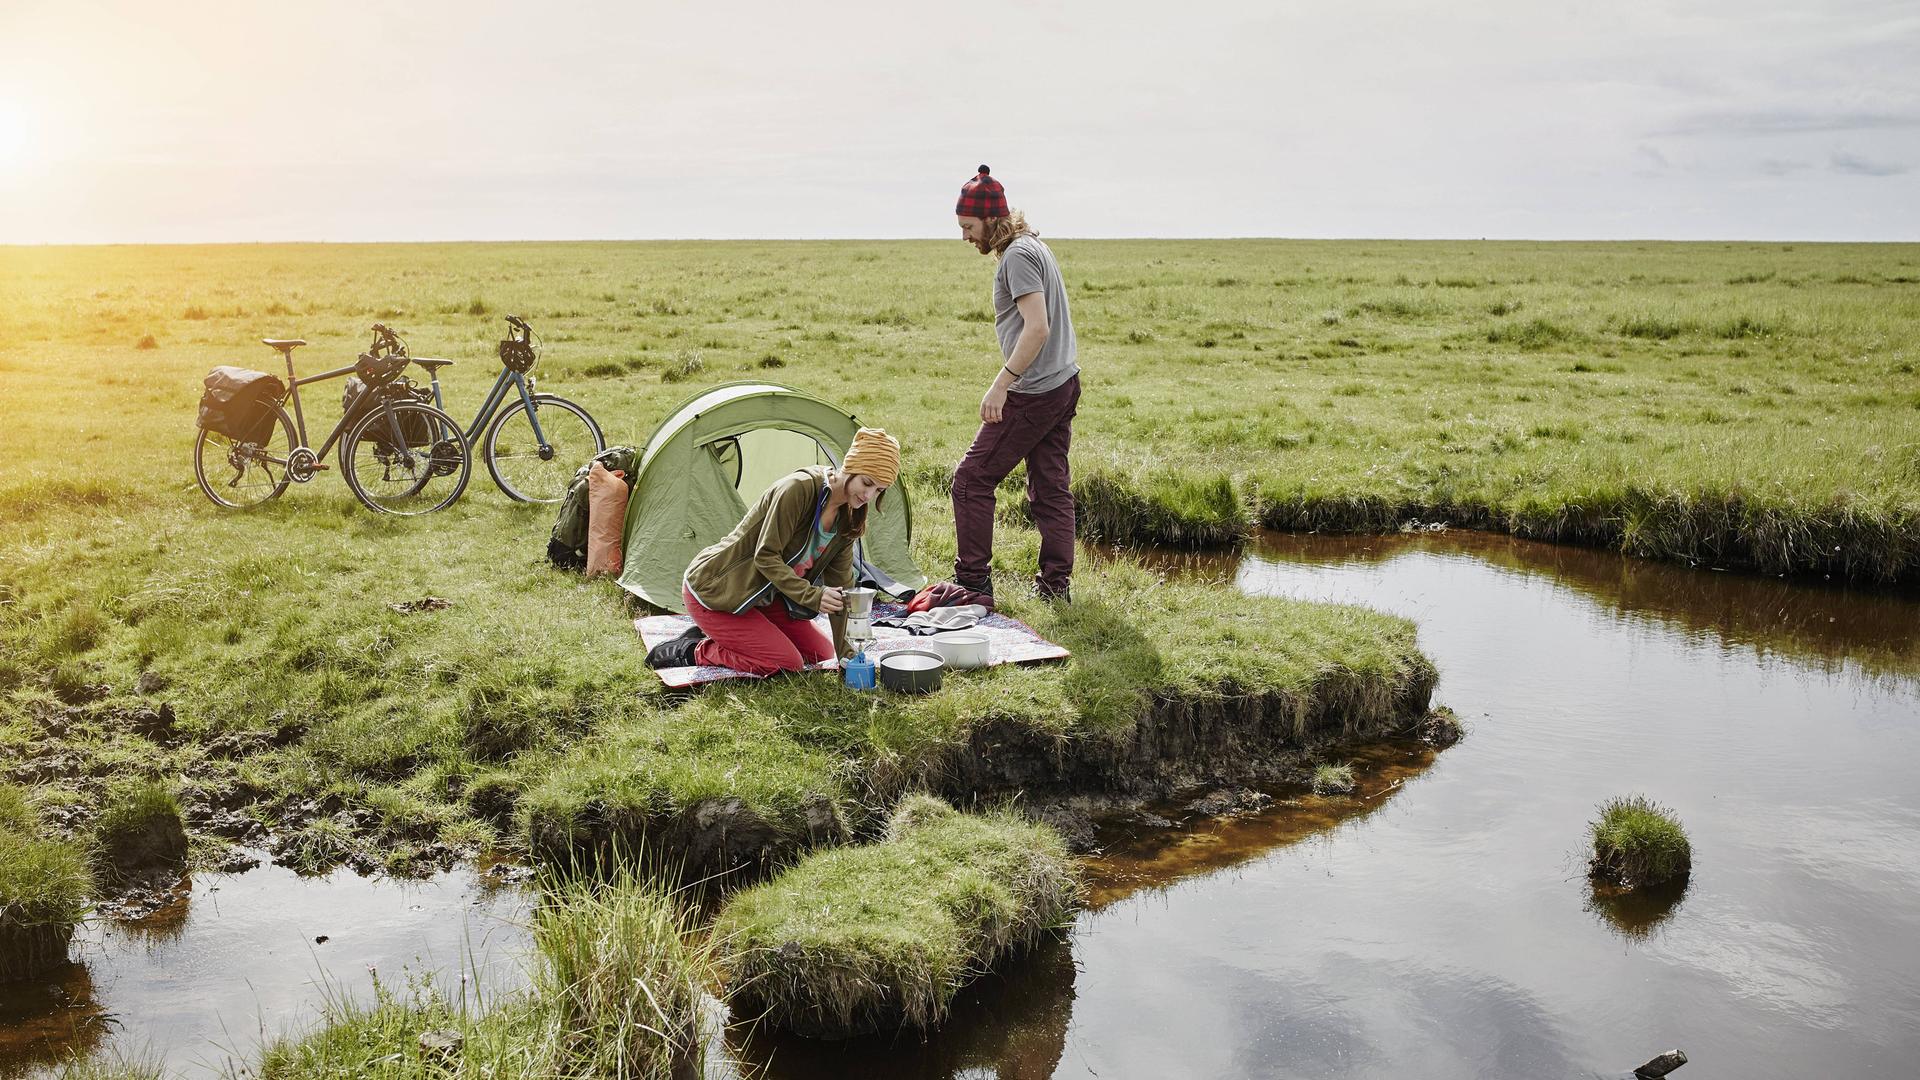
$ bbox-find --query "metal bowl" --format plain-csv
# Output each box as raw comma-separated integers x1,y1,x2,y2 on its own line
877,648,945,694
926,630,991,670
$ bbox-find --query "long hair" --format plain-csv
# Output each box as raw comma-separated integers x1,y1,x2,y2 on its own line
827,471,882,538
987,210,1033,257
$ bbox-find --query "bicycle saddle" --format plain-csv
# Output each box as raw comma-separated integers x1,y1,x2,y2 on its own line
262,338,307,351
412,357,456,370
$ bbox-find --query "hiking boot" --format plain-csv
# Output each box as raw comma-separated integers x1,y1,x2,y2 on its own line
955,576,995,601
1032,582,1071,604
646,625,706,669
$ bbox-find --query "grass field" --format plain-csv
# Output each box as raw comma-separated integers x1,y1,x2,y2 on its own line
0,239,1910,876
5,236,1902,1060
0,239,1455,884
4,238,1916,577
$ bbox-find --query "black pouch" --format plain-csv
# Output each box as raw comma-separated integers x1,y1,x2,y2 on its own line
197,366,287,442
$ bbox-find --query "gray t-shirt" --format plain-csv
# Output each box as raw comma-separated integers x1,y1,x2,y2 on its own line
993,234,1078,394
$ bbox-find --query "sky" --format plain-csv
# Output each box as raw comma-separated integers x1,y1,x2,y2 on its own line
0,0,1916,243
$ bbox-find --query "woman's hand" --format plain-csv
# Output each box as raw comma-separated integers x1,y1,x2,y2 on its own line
818,586,846,614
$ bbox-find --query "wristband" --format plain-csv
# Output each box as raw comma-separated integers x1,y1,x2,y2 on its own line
1002,365,1020,380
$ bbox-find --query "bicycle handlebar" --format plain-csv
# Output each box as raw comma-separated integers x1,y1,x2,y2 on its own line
368,323,406,356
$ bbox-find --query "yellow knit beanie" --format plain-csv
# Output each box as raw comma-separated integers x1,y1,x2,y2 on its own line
843,428,901,487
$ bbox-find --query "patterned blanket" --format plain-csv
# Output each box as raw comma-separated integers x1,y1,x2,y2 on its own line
634,602,1070,688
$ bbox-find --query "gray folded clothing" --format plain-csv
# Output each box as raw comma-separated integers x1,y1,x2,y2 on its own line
872,604,989,635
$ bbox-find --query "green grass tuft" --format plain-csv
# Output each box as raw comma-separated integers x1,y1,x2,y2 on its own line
255,869,714,1078
520,699,851,879
1486,317,1574,350
659,349,706,383
1589,794,1692,888
91,777,187,881
1311,762,1355,795
1073,467,1249,548
1,783,92,979
715,795,1081,1037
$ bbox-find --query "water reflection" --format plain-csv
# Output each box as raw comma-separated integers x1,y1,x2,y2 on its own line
0,860,530,1078
726,935,1076,1080
1585,877,1690,941
1103,529,1920,681
725,742,1442,1079
1083,740,1437,910
0,964,106,1078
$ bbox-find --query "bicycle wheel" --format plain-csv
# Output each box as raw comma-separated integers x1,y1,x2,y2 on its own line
193,403,295,509
341,400,471,515
484,394,605,503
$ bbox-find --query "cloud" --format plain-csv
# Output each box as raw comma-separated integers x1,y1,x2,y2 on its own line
1635,145,1672,174
1758,158,1811,176
1653,109,1920,138
1829,151,1909,176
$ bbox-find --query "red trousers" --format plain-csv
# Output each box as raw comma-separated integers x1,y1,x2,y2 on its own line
683,585,832,677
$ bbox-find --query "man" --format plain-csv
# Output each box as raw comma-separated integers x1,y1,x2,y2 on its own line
951,165,1081,602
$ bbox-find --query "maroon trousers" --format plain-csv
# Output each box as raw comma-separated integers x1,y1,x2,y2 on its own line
951,374,1080,595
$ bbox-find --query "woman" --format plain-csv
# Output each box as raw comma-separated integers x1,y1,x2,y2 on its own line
646,428,900,675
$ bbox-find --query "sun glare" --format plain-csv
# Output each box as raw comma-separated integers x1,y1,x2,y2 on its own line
0,101,33,174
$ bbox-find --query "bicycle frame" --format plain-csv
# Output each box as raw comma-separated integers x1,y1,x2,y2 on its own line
280,357,361,461
417,364,556,450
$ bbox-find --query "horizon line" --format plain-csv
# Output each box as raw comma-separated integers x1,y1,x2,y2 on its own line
5,235,1919,248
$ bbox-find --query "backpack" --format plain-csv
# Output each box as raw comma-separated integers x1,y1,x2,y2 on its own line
197,367,288,443
342,376,436,451
548,445,639,569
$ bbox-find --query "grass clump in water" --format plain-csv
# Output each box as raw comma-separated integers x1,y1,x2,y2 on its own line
256,867,714,1079
90,778,187,884
1589,794,1692,889
715,795,1080,1038
1,783,92,981
524,866,716,1076
1311,763,1355,795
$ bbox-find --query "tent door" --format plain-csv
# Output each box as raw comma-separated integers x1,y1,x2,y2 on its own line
712,427,839,501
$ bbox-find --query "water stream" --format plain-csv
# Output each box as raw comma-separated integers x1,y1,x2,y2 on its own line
734,531,1920,1079
7,531,1918,1078
0,863,529,1077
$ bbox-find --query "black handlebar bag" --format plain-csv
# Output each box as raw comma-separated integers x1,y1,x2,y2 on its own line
197,367,287,443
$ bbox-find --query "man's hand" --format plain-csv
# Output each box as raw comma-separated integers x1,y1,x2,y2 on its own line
818,586,846,614
981,384,1009,423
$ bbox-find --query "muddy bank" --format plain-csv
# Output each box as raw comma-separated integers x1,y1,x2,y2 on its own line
525,791,850,887
927,673,1440,809
1041,461,1920,584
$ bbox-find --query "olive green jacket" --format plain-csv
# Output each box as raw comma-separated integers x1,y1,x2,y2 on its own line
682,466,858,656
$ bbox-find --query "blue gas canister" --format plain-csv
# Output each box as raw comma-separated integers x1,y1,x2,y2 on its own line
843,652,876,690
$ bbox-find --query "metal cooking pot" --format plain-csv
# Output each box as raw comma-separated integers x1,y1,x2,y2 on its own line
877,648,945,694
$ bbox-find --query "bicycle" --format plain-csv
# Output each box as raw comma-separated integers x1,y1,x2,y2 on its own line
405,315,605,503
192,325,472,515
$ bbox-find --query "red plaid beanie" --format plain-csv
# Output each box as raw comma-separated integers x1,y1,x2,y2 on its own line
955,165,1008,219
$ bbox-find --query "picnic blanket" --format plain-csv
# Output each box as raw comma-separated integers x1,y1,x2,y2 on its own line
635,602,1070,688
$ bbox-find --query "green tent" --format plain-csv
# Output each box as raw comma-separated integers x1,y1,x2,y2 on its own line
615,382,927,612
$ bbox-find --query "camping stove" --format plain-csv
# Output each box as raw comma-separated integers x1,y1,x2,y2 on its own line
844,587,878,654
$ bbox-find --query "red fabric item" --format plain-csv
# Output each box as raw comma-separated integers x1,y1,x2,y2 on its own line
682,585,833,678
955,165,1008,219
907,581,996,613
